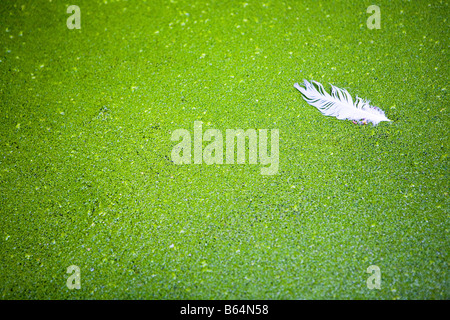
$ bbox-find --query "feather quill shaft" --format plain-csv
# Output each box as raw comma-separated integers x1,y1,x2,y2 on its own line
294,80,390,125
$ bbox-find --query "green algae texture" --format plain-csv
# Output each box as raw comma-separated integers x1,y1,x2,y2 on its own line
0,0,448,299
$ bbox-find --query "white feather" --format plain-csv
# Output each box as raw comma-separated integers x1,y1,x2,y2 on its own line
294,80,390,125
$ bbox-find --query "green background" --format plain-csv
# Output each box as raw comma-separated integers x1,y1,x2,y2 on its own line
0,0,448,299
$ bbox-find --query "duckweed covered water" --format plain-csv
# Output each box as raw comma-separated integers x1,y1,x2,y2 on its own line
0,0,448,299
